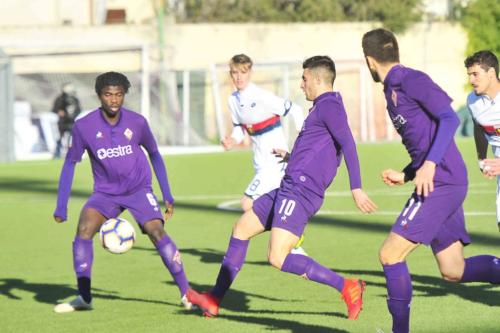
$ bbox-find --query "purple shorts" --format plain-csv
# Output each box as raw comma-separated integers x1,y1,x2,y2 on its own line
392,184,471,254
252,181,323,237
84,187,163,232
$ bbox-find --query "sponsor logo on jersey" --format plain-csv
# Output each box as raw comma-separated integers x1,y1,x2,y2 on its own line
96,145,133,160
392,114,407,130
124,128,133,140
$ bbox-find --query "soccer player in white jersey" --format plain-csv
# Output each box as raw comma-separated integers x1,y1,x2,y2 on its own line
465,50,500,231
222,54,307,253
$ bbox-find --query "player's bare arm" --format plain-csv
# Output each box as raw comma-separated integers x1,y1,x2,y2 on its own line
474,123,489,160
351,188,377,213
413,160,436,197
221,136,236,150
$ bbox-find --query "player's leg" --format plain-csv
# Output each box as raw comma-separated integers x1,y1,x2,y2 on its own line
126,188,191,307
379,232,419,333
188,191,272,316
142,219,191,306
240,195,253,212
54,206,108,313
432,208,500,284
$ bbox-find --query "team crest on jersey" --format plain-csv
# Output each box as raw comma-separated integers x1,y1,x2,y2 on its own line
124,128,133,140
96,131,103,139
251,102,256,107
391,90,398,107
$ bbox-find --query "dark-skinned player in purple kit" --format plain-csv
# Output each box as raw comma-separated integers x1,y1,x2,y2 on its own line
53,71,192,313
187,56,378,320
362,28,500,333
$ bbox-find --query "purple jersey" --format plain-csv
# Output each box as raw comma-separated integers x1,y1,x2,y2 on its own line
68,108,158,195
285,92,361,196
384,65,467,185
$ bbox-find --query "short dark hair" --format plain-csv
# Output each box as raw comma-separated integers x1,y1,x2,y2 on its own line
302,55,336,85
229,54,253,69
362,28,400,63
464,50,499,77
95,71,131,95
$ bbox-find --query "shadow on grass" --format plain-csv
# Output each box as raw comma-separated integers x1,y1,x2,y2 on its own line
335,268,500,307
134,246,268,267
181,282,348,333
0,278,180,308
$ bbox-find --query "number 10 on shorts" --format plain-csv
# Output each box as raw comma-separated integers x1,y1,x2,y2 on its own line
279,198,296,218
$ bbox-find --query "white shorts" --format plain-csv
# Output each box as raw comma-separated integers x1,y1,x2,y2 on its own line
244,168,284,200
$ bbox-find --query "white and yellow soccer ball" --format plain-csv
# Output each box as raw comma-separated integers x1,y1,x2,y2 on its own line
99,218,136,254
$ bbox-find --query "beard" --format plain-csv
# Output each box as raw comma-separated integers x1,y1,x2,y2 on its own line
101,106,120,118
369,67,381,82
365,58,381,82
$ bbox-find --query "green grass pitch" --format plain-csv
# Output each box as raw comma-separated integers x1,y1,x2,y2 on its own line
0,138,498,333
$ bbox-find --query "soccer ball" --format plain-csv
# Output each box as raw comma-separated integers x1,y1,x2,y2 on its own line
99,218,136,254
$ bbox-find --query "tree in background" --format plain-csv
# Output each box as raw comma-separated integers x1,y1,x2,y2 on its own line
179,0,422,33
459,0,500,56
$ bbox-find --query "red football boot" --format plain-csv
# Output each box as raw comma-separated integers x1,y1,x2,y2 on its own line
341,279,366,320
186,288,221,317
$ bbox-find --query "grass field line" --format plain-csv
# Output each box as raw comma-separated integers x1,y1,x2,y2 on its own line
0,186,495,205
216,199,496,216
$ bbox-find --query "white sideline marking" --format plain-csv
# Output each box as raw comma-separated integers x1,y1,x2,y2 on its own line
214,199,496,216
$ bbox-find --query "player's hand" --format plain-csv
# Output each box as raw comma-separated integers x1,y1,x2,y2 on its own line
221,136,236,150
351,188,378,213
381,169,405,186
54,216,66,223
482,158,500,178
414,160,436,197
164,202,174,221
272,148,290,163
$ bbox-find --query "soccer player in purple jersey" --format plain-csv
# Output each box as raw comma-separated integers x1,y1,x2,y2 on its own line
362,28,500,333
186,56,378,320
52,72,192,313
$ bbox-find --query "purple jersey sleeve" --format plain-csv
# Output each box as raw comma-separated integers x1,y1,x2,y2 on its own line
54,157,76,221
149,151,174,204
139,119,174,204
318,100,362,190
66,124,85,162
402,72,458,164
139,118,159,154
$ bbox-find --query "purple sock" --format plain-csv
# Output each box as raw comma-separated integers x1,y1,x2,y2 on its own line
460,255,500,284
156,235,190,297
211,236,249,299
73,236,93,303
383,262,412,333
281,253,344,292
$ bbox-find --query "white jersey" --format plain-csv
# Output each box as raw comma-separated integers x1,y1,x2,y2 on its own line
467,91,500,147
467,90,500,223
228,82,304,173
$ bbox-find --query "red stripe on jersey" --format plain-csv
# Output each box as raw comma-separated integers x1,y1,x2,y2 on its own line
242,115,280,135
481,124,500,135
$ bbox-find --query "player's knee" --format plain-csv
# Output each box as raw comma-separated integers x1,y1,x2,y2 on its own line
440,268,463,282
379,247,399,265
76,224,95,239
268,250,286,269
